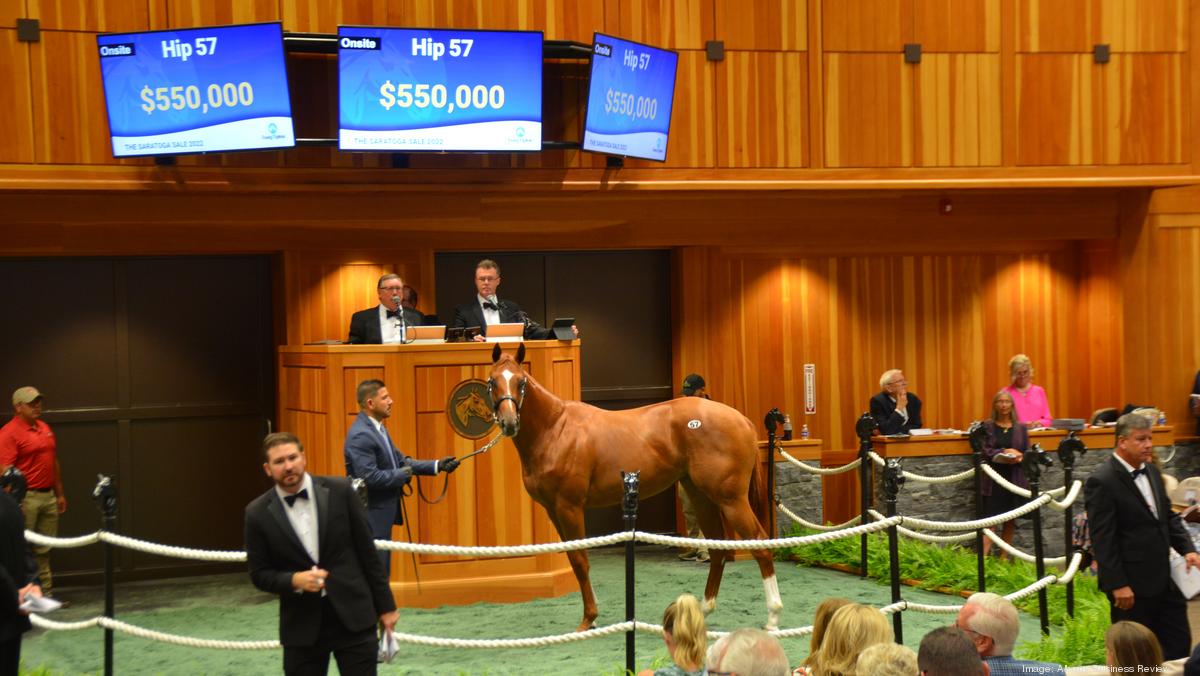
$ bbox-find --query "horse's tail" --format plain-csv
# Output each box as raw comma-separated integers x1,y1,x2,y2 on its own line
748,443,766,529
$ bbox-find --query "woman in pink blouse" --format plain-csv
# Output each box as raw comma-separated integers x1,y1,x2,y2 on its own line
1003,354,1052,428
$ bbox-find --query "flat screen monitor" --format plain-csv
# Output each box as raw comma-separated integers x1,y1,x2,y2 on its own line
582,32,678,162
338,27,543,152
96,22,295,157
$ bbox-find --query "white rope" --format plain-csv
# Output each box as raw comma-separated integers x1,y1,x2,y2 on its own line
636,517,902,550
981,529,1066,565
779,450,861,475
30,614,281,650
979,464,1067,499
24,531,101,548
776,503,862,532
883,493,1052,531
391,622,632,648
868,452,975,484
892,523,977,543
635,621,813,640
98,532,247,562
1050,480,1082,510
376,531,633,556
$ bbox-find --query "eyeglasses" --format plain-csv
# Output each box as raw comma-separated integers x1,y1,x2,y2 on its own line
476,276,498,283
887,379,907,387
379,285,404,292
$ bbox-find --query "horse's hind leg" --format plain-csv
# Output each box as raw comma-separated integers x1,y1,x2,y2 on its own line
682,480,729,615
548,502,598,632
720,498,782,630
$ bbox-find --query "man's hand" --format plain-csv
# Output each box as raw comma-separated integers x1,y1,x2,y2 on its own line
17,583,42,615
571,325,580,338
896,391,908,411
380,609,399,633
1186,552,1200,572
56,494,67,514
292,566,329,593
1112,585,1135,610
472,335,486,343
1001,449,1024,465
439,456,460,474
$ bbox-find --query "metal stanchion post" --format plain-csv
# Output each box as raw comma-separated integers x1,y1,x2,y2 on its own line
92,475,119,676
967,421,987,592
883,458,905,643
1056,430,1086,619
622,471,640,674
856,413,876,577
763,409,792,537
1023,445,1053,635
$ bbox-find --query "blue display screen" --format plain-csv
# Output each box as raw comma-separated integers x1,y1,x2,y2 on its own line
582,33,678,162
338,27,543,152
96,23,295,157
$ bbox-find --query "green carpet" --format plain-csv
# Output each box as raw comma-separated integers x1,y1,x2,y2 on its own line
21,546,1053,675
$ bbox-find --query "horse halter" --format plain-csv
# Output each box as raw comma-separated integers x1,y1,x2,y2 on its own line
489,376,528,422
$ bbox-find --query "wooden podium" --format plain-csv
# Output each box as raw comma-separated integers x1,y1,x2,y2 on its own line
277,340,579,607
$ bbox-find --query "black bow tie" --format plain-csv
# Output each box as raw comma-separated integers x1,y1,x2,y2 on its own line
386,309,401,319
482,301,497,311
1130,467,1146,480
284,488,309,507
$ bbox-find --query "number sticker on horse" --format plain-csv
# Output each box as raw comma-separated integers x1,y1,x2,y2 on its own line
688,419,702,429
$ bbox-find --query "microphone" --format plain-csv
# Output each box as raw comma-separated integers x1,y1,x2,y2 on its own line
392,294,408,343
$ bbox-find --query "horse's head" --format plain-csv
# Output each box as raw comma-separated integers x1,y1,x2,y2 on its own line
489,343,528,437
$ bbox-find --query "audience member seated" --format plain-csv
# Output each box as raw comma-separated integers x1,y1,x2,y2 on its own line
870,369,923,435
802,603,892,676
955,592,1065,675
798,597,851,673
707,627,790,676
980,389,1030,558
638,593,706,676
854,642,917,676
1107,621,1166,674
917,626,986,676
1002,354,1052,428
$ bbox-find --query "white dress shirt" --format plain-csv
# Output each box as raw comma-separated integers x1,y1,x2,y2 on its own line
376,304,406,344
477,294,500,326
1114,454,1158,519
275,473,319,563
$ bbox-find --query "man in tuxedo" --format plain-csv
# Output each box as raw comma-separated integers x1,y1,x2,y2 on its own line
0,468,41,676
343,380,458,575
399,285,437,326
244,432,398,675
346,273,424,344
451,259,577,340
870,369,923,434
1084,413,1200,660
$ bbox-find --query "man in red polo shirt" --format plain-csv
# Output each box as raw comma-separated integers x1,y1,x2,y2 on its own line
0,387,66,598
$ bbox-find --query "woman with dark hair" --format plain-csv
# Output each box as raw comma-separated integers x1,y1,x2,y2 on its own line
1106,621,1163,672
981,390,1030,558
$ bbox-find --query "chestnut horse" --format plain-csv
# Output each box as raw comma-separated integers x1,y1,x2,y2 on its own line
487,344,781,632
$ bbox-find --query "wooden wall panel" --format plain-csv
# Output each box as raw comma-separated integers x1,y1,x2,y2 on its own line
386,0,606,43
716,51,806,168
1018,0,1187,53
616,0,714,50
30,31,125,164
27,0,155,32
164,0,281,27
822,0,904,52
0,30,35,163
914,53,1001,166
824,53,911,167
281,0,388,33
915,0,1000,53
715,0,806,51
1017,54,1186,166
676,247,1116,451
1125,186,1200,435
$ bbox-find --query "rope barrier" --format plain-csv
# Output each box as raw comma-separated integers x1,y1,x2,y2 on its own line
776,503,862,532
23,531,100,549
778,450,861,475
880,493,1053,531
30,614,281,650
868,452,975,484
98,532,248,562
978,465,1069,500
391,622,633,648
867,509,1071,563
375,531,633,556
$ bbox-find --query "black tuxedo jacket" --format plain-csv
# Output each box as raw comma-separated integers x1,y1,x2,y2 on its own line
347,306,424,344
1084,456,1195,598
451,299,552,339
870,391,923,434
0,492,33,642
244,475,396,647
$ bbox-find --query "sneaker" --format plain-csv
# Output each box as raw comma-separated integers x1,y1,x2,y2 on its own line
678,550,700,561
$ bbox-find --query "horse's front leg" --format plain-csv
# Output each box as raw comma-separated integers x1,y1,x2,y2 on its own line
550,502,598,631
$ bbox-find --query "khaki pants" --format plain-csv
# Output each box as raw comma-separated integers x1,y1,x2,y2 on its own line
22,490,58,596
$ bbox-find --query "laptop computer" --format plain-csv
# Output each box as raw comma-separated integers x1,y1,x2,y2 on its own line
406,325,446,344
551,317,576,340
485,322,524,342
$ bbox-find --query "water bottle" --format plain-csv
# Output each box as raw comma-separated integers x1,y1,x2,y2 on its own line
1159,411,1167,426
782,414,793,438
801,424,810,440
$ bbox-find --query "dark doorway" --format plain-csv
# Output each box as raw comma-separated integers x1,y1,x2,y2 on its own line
0,256,275,584
434,250,676,535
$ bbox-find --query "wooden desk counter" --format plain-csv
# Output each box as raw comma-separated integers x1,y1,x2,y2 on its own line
277,340,580,608
870,426,1175,458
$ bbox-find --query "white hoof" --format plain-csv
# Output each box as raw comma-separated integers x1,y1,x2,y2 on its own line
703,597,717,615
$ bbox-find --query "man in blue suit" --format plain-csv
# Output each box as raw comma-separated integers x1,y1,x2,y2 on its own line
343,379,458,574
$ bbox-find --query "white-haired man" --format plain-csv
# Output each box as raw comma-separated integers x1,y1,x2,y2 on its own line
706,627,790,676
870,369,923,434
955,592,1064,675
